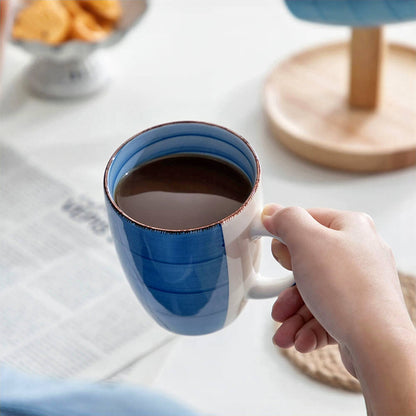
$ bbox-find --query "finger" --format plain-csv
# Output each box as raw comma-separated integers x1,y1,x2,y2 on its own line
262,205,325,246
271,239,292,270
306,207,347,230
273,304,313,348
271,285,303,322
294,318,336,353
263,205,372,237
307,208,375,232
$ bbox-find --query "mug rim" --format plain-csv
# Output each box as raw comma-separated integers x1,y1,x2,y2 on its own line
104,120,261,234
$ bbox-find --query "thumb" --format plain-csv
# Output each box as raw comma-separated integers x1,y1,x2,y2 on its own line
262,204,324,247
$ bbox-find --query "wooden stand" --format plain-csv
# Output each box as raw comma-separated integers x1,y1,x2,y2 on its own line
349,27,385,109
263,28,416,172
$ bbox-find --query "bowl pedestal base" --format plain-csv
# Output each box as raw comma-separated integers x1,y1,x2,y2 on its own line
26,51,112,99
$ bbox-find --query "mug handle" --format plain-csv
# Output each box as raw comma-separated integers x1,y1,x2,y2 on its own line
246,212,295,299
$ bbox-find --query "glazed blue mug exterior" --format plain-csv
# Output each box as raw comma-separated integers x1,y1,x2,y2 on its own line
284,0,416,27
104,121,294,335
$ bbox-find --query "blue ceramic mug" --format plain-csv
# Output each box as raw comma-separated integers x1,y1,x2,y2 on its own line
284,0,416,27
104,121,294,335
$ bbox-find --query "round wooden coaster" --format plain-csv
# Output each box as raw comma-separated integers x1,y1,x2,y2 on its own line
263,42,416,172
279,272,416,392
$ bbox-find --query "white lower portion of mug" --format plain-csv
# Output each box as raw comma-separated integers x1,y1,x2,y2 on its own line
221,177,294,328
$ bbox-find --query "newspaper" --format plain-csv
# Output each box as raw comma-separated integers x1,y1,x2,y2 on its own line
0,142,175,381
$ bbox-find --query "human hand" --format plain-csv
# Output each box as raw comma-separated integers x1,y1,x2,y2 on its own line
262,205,414,374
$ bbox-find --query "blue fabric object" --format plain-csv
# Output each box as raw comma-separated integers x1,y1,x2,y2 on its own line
0,366,198,416
284,0,416,26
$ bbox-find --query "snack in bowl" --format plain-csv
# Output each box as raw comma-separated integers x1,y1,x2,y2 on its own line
61,0,85,17
12,0,122,44
79,0,122,22
70,8,114,42
12,0,71,45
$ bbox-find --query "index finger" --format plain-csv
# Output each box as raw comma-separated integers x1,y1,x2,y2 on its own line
307,208,375,232
306,207,352,230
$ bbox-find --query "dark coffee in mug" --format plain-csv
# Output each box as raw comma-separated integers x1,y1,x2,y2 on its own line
114,154,252,230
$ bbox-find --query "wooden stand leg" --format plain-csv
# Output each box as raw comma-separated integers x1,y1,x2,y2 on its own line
349,27,385,110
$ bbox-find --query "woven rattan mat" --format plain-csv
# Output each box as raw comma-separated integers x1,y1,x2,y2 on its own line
279,272,416,392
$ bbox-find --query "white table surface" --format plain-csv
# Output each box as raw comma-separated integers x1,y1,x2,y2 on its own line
1,1,416,415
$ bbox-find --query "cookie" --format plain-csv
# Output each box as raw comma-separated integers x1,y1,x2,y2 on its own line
12,0,71,45
70,12,113,42
79,0,122,22
61,0,85,17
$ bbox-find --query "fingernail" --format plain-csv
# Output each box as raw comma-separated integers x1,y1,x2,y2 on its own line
263,204,280,217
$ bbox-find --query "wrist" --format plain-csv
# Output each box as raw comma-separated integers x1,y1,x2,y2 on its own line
344,298,415,356
349,325,416,416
